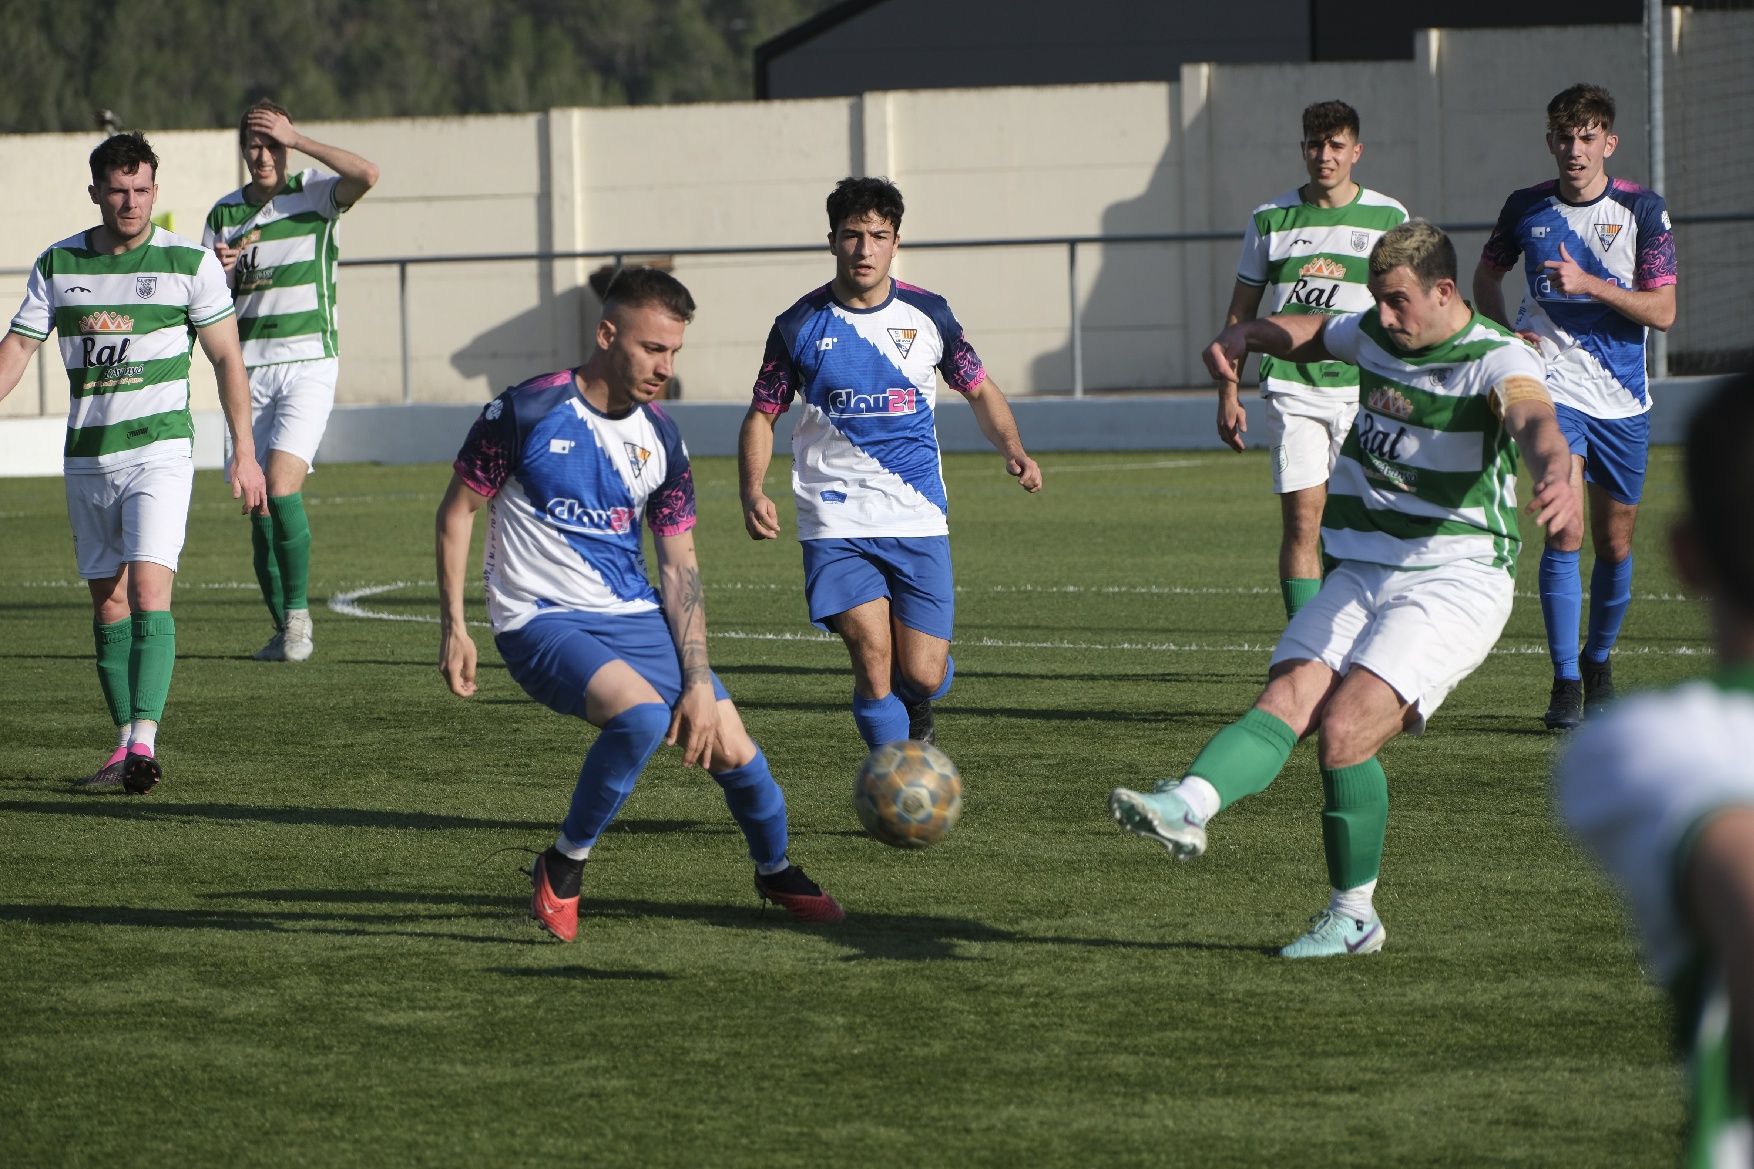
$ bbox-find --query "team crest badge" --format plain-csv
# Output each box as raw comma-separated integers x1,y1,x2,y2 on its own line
1428,367,1450,389
1350,231,1370,252
623,442,652,476
484,399,504,421
1593,223,1622,250
135,276,157,299
887,328,917,358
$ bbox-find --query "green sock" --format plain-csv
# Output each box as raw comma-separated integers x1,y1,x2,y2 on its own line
129,610,176,724
1321,759,1389,889
1281,578,1322,619
269,492,311,612
251,511,285,627
93,617,133,726
1185,707,1298,810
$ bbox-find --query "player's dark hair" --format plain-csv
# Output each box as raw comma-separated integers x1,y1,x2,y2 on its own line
1302,100,1360,142
1682,372,1754,610
89,131,158,187
601,266,696,324
1547,84,1615,135
239,98,292,148
827,177,904,234
1369,219,1456,290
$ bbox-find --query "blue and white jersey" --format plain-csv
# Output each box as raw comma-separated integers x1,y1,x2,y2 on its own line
752,279,987,541
1480,177,1677,419
453,368,695,634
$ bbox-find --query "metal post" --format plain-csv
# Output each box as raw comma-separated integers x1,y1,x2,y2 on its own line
1068,241,1084,398
1647,0,1668,378
398,260,412,406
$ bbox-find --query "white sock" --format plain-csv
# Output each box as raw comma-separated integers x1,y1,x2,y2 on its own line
128,720,159,752
114,724,131,752
1329,880,1378,921
1176,775,1221,824
554,834,592,861
756,856,790,877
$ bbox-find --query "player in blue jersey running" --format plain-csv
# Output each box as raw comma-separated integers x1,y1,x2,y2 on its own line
1473,84,1678,730
738,177,1042,752
435,268,843,941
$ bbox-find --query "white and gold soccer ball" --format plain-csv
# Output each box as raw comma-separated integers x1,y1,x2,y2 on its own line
853,740,962,849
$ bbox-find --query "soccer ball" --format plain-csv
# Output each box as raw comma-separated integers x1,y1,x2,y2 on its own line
853,739,962,849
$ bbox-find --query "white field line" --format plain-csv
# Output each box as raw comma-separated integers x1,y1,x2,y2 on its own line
317,582,1709,658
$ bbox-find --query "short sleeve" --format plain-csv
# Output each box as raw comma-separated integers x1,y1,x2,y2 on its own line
1634,194,1677,290
9,253,55,341
935,307,986,394
189,249,236,328
751,324,796,414
1235,211,1269,287
645,410,697,536
452,392,520,498
304,171,347,218
1479,195,1522,273
1318,311,1364,365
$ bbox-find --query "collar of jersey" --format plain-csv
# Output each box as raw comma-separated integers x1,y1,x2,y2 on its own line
570,368,642,421
1553,175,1614,209
831,279,896,315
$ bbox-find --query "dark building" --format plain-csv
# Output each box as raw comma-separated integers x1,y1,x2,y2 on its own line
757,0,1644,99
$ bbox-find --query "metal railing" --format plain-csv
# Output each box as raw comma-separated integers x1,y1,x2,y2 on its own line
4,211,1749,412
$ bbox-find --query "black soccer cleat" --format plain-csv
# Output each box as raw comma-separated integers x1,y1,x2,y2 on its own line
1581,658,1615,717
1543,677,1584,732
755,864,845,924
121,750,162,795
904,697,936,745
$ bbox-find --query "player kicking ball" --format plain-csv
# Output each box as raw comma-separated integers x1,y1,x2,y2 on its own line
436,268,842,941
1110,221,1578,958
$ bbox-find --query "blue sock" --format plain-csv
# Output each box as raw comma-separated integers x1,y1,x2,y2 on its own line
712,749,789,867
559,703,669,848
1539,548,1582,681
892,654,955,705
1584,555,1634,664
852,691,909,750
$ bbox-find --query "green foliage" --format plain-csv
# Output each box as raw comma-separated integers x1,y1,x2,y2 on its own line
0,449,1693,1165
0,0,838,133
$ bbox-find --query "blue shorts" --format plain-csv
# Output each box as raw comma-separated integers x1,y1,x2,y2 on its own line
495,607,729,721
800,536,955,641
1554,404,1649,505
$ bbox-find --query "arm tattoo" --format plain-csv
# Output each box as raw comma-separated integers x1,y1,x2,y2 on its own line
676,565,711,685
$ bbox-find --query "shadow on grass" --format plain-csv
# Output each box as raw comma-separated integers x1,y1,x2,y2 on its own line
493,966,671,981
0,900,541,946
0,798,711,838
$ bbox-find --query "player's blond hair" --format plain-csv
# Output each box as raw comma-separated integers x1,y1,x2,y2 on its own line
1368,219,1456,290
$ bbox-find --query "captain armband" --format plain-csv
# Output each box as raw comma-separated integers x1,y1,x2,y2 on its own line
1493,375,1552,416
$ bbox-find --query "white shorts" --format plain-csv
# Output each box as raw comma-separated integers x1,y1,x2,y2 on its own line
227,357,338,473
64,455,195,579
1262,392,1357,494
1270,558,1515,732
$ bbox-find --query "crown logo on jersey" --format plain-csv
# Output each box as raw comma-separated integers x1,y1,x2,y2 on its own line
78,311,134,334
1592,223,1622,250
624,442,652,475
1367,386,1414,420
1300,256,1348,280
887,328,917,358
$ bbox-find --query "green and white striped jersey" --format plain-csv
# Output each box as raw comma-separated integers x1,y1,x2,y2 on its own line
1320,308,1544,574
1558,670,1754,1169
1236,186,1408,400
8,226,234,473
203,169,345,368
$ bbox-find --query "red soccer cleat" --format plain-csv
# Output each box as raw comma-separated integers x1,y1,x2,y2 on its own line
529,851,581,942
754,864,845,924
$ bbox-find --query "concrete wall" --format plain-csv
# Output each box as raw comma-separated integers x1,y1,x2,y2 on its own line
0,13,1747,454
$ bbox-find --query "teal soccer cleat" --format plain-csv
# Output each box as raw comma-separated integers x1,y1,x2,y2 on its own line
1280,909,1386,958
1108,782,1208,860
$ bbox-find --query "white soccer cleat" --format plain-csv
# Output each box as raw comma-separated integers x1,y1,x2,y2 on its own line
283,609,314,662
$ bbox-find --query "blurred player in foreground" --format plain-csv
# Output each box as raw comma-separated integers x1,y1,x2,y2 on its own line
738,177,1041,751
435,267,843,941
1216,100,1407,620
0,131,266,794
1473,83,1677,730
1558,372,1754,1164
1110,221,1578,957
206,99,380,663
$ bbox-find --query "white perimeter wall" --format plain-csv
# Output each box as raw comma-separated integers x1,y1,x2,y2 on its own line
0,12,1747,473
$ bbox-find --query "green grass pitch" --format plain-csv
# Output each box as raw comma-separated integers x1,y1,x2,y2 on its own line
1,448,1695,1167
